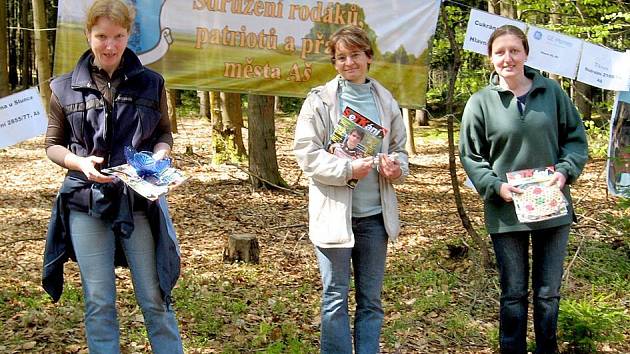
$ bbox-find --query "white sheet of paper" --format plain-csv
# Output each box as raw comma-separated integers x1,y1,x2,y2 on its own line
463,9,527,56
577,43,630,91
0,88,47,148
526,26,582,79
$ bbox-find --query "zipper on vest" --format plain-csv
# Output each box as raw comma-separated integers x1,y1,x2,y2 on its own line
104,81,113,167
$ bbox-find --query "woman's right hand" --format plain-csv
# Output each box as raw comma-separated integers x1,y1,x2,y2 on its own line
499,182,522,202
351,157,374,180
77,156,115,183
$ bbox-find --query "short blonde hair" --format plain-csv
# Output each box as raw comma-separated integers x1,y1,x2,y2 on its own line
328,26,374,65
85,0,135,34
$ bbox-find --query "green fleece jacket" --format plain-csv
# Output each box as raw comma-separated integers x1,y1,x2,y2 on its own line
459,67,588,234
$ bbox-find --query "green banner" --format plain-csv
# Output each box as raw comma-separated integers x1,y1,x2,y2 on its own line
54,0,441,108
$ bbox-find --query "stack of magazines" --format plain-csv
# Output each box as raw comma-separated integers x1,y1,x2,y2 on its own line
506,166,568,223
328,106,387,188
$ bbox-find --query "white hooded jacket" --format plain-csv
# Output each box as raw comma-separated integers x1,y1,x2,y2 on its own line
293,76,409,248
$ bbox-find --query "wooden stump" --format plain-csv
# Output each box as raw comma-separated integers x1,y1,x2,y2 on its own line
222,233,260,264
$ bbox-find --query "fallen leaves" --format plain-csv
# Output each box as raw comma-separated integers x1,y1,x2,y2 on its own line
0,117,628,353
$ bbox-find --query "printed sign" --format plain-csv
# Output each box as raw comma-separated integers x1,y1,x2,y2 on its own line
0,88,47,148
463,9,527,56
53,0,441,108
526,25,582,78
577,43,630,91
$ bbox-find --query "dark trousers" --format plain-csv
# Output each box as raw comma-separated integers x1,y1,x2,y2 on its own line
491,224,570,354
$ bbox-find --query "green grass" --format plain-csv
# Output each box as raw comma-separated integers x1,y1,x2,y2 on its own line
569,239,630,292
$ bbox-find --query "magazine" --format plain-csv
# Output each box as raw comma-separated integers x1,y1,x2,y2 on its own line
102,164,188,201
506,166,568,223
328,106,388,188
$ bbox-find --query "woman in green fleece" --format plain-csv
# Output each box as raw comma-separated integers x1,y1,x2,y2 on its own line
459,25,588,354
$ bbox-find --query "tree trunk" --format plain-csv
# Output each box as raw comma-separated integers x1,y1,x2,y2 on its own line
212,92,247,164
416,108,429,126
166,88,177,133
32,0,51,109
222,234,260,264
274,96,282,113
403,108,417,155
447,116,490,269
500,0,516,18
198,90,210,119
0,0,9,96
442,8,491,270
8,0,18,90
209,91,222,157
219,92,247,159
487,0,500,14
21,0,32,87
573,81,592,121
547,1,562,84
247,94,287,189
208,92,246,163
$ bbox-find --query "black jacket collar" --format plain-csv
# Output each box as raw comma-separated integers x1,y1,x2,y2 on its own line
71,48,145,90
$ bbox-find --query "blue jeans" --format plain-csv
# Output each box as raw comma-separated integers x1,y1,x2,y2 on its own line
315,213,388,354
491,224,570,354
69,211,183,354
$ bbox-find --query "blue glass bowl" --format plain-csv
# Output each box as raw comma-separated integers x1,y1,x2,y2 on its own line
124,146,171,178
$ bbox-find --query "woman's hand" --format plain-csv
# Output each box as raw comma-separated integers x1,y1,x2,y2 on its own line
378,154,402,180
499,182,522,202
547,172,567,190
77,156,115,183
351,157,374,180
152,143,171,161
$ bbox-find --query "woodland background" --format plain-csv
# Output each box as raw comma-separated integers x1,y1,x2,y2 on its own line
1,0,629,353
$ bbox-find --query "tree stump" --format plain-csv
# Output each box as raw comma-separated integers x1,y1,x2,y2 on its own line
222,234,260,264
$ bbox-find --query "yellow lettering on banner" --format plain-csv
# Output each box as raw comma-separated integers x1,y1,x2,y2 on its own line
299,32,326,59
194,27,208,48
194,0,283,18
194,26,278,50
286,62,312,82
224,58,281,80
287,2,360,26
283,36,295,53
192,0,228,12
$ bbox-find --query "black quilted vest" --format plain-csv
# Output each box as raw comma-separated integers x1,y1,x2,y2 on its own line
50,48,164,168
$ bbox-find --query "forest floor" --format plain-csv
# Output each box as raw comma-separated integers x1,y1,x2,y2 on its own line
0,114,628,354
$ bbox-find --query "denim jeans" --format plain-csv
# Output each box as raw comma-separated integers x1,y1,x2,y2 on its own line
491,224,570,354
315,213,388,354
69,210,183,354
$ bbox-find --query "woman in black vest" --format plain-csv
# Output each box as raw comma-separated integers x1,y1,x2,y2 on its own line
43,1,183,352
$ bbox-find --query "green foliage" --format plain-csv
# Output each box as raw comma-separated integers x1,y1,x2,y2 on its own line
558,293,630,353
176,90,201,117
172,275,228,343
443,311,480,341
601,206,630,241
252,322,316,353
487,326,500,352
277,96,304,115
583,120,610,159
571,239,630,292
429,0,628,115
519,0,629,50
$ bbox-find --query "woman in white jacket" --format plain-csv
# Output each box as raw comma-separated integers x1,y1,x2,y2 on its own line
293,26,409,354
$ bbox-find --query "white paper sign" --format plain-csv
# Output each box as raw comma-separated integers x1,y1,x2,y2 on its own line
0,88,47,148
577,43,630,91
526,26,583,79
463,9,527,56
